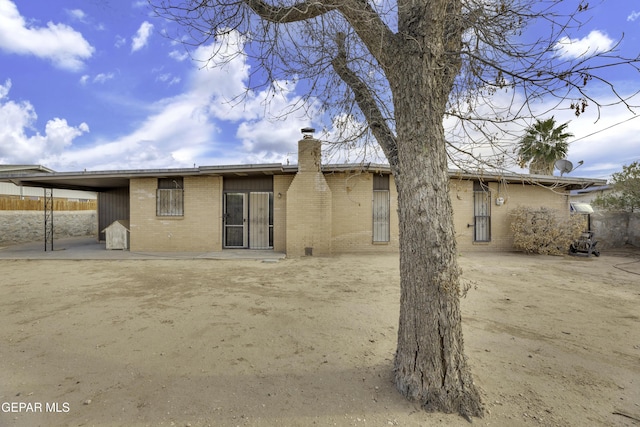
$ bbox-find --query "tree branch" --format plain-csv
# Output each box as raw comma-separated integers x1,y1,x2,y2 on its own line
244,0,335,23
245,0,396,70
331,32,398,170
336,0,397,69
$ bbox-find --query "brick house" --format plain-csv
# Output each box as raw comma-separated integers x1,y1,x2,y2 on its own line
1,131,605,255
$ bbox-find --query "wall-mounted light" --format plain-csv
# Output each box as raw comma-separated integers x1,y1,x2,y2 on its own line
277,192,282,198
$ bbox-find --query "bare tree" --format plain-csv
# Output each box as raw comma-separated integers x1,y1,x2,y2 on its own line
152,0,639,418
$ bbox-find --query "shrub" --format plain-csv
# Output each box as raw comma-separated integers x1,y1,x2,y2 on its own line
592,161,640,213
510,206,586,255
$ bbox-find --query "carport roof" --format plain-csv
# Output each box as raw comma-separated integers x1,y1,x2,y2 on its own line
0,164,289,192
0,163,606,192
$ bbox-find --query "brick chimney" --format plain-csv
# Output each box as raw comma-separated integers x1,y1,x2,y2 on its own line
285,128,332,256
297,127,321,172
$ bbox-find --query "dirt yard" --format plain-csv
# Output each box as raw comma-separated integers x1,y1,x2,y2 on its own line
0,249,639,427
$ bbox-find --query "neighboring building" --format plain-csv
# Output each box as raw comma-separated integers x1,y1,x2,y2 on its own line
570,185,613,207
0,133,606,255
0,165,97,203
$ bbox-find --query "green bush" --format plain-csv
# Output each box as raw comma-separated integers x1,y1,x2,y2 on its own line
592,161,640,213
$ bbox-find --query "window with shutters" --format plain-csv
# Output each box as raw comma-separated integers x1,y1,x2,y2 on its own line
157,177,184,216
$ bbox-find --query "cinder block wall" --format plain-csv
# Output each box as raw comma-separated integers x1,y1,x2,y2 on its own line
591,211,640,248
129,176,222,252
0,210,97,244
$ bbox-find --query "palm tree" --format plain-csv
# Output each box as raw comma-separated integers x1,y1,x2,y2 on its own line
517,117,573,175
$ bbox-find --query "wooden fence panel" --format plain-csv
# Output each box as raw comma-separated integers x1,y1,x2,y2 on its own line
0,198,97,211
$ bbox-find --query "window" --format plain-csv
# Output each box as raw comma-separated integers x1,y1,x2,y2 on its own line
373,174,390,242
157,178,184,216
473,181,491,242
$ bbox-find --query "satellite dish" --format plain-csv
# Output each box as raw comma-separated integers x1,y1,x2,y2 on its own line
554,159,574,176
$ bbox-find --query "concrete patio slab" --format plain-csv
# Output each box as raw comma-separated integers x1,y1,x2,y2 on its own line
0,237,286,261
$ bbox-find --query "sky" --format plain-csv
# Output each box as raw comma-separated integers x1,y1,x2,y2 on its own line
0,0,638,180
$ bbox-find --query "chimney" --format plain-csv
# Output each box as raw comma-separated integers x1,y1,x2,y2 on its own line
297,127,321,173
285,127,332,256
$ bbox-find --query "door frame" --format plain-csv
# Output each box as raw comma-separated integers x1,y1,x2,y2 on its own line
223,191,273,249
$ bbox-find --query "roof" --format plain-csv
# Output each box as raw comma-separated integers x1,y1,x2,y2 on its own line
0,165,55,174
0,162,607,192
570,184,612,195
102,220,130,232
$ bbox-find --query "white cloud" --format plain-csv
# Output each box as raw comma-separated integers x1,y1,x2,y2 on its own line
76,32,314,169
0,78,10,99
0,0,94,71
66,9,87,23
555,30,614,60
156,73,181,86
628,11,640,22
131,21,154,52
169,49,189,62
79,73,114,85
0,80,90,164
94,73,115,84
234,80,315,162
115,35,127,48
557,99,640,178
2,22,635,178
443,81,640,180
0,31,318,170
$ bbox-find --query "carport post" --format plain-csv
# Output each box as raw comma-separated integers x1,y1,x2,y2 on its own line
44,188,53,251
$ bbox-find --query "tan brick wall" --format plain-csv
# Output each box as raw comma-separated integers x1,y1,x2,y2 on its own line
451,179,475,249
451,179,569,251
129,176,222,252
127,169,568,255
285,171,332,256
389,175,399,250
273,174,294,252
285,137,333,256
325,172,399,254
298,138,322,172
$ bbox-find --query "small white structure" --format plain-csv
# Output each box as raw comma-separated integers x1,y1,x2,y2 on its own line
103,220,130,250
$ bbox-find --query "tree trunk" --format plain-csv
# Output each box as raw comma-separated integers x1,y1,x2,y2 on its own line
390,37,484,418
529,158,554,175
392,116,484,419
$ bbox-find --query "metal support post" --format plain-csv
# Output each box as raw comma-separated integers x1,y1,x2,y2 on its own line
44,188,53,251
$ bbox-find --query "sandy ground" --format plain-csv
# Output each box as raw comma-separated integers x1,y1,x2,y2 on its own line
0,249,639,427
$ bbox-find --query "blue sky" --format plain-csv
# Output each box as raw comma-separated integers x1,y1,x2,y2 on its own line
0,0,638,179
